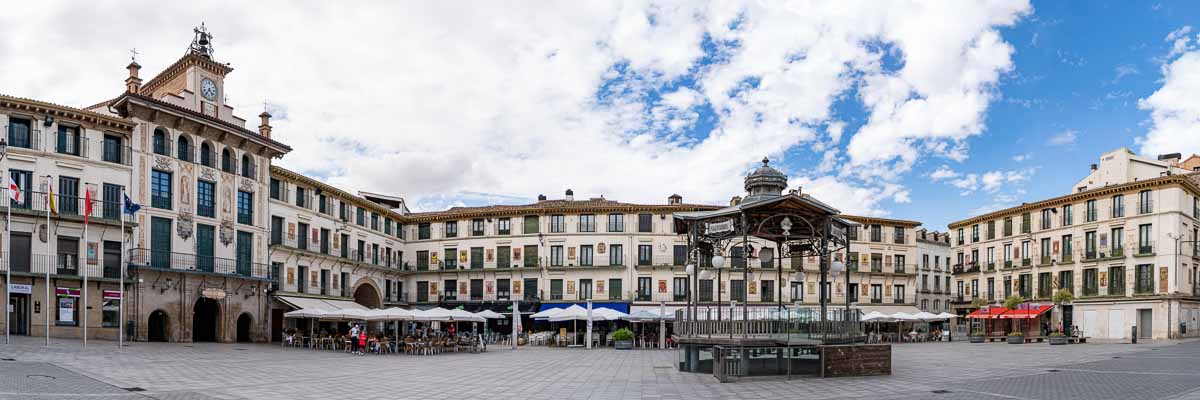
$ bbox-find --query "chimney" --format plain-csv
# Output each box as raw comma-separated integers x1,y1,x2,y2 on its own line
1158,153,1182,166
258,111,272,138
565,189,574,201
125,61,142,93
730,196,742,206
1090,164,1097,171
668,194,682,205
537,194,547,201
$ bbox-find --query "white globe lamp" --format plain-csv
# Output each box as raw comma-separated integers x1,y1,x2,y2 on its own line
712,255,726,269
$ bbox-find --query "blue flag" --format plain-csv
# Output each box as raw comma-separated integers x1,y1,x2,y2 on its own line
123,194,141,215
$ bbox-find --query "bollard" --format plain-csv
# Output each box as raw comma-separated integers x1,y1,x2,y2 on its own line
1131,325,1137,344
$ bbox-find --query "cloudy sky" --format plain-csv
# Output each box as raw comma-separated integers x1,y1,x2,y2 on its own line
3,1,1199,230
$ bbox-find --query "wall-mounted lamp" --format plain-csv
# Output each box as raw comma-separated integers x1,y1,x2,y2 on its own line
43,116,54,127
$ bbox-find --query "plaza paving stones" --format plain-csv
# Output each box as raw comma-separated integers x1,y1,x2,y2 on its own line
4,336,1200,399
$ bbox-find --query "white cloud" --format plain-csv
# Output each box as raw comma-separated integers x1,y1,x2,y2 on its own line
0,1,1032,213
1047,129,1077,146
1012,153,1032,162
1109,64,1139,85
1138,50,1200,156
929,165,960,181
1164,26,1196,59
792,175,907,216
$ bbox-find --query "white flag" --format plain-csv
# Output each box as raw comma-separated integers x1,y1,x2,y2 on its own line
8,181,20,205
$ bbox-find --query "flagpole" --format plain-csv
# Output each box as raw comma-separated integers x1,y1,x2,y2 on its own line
119,187,125,349
45,175,52,347
81,185,88,349
4,175,10,345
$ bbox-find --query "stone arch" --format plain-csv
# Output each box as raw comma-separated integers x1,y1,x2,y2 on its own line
148,309,171,342
236,312,254,343
351,277,383,309
192,297,222,342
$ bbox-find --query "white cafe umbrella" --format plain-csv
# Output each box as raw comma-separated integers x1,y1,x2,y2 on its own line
861,311,892,322
475,310,505,319
446,308,486,322
284,308,328,319
413,307,453,321
623,310,663,321
936,312,958,319
913,311,943,322
326,308,374,321
591,307,628,321
533,305,583,320
890,312,919,321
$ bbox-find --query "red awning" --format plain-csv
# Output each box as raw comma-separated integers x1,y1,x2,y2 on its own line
998,304,1053,319
965,306,1009,319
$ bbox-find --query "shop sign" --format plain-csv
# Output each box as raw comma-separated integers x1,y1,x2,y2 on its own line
8,284,32,294
102,290,122,300
705,219,734,235
55,287,81,297
201,288,226,300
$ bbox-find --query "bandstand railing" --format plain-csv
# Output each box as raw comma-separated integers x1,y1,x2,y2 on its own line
675,306,863,344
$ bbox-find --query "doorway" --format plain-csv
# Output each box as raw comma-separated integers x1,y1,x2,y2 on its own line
1061,305,1073,335
192,297,220,342
148,310,169,342
271,309,284,342
236,313,252,343
8,294,29,335
1138,308,1153,339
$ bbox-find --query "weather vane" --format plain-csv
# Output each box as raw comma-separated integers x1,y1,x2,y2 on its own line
129,47,139,62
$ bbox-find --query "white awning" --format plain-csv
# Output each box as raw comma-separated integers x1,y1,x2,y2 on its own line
856,305,922,316
276,295,369,311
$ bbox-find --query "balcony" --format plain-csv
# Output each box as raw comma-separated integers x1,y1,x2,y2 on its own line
0,253,119,279
1084,251,1097,261
1004,260,1013,268
1021,258,1031,266
127,248,270,279
1111,247,1124,258
952,263,979,274
1060,254,1072,263
986,262,995,271
1039,256,1051,265
1137,242,1155,256
4,191,124,225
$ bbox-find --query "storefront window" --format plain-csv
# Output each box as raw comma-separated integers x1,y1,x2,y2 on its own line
102,299,120,328
57,296,78,326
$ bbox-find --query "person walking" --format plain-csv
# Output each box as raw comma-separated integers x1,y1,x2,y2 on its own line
358,330,368,356
349,323,360,354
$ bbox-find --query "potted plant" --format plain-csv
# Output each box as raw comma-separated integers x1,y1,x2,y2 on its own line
1006,331,1025,344
1049,331,1068,345
969,329,986,343
612,328,634,350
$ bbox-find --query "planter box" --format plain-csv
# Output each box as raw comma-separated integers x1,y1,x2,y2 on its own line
615,340,633,350
969,336,986,343
1049,336,1068,345
1006,336,1024,344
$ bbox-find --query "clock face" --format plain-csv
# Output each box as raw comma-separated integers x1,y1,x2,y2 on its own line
201,78,218,101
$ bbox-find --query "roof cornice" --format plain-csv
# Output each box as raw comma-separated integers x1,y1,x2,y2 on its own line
270,165,405,220
948,173,1200,229
840,214,922,228
140,53,234,96
114,93,292,155
0,94,135,131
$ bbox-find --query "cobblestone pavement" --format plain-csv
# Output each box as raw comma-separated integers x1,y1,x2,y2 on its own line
2,336,1200,399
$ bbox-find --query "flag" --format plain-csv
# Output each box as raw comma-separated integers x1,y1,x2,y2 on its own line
47,183,57,215
83,188,93,225
8,181,20,205
123,194,140,215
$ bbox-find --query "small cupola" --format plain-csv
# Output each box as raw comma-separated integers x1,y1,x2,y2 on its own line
258,111,272,138
125,61,142,93
742,157,788,203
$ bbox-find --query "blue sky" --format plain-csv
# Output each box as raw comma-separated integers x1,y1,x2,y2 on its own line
4,1,1200,230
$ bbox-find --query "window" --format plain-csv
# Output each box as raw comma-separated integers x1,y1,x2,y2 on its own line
1084,231,1097,259
1018,274,1031,298
418,223,431,240
609,279,623,300
523,245,538,267
237,191,253,225
1135,264,1154,294
444,247,458,269
356,208,365,225
971,225,979,242
638,245,652,266
384,218,392,235
445,221,458,238
609,244,624,266
870,284,883,303
152,128,169,155
579,279,592,300
269,178,281,201
674,277,689,301
1138,190,1153,214
971,279,979,299
1086,199,1097,222
57,295,78,326
701,280,715,302
847,283,859,303
1083,268,1098,296
550,215,565,233
760,247,774,268
550,246,564,266
733,246,748,269
871,225,882,242
1112,195,1125,218
200,142,213,167
320,229,330,254
7,117,32,149
847,226,858,241
673,245,688,266
1112,227,1125,256
1061,204,1073,226
470,247,484,269
957,228,964,245
497,279,511,301
197,180,215,218
789,281,802,302
1003,217,1013,236
550,279,564,300
221,148,235,174
150,170,172,209
150,217,172,269
1109,266,1125,296
471,219,485,236
580,245,593,266
579,214,595,232
102,298,120,328
523,215,539,234
761,280,774,303
416,281,428,302
497,218,511,235
1060,269,1080,294
58,177,79,216
497,246,511,269
895,226,906,244
296,222,309,251
637,277,652,301
638,214,652,232
987,278,995,301
177,135,192,161
57,125,83,156
102,134,125,164
1060,234,1072,262
444,280,458,300
1138,224,1153,254
416,251,429,271
241,155,254,179
987,221,995,240
730,280,745,302
102,184,121,220
1021,212,1031,233
294,186,307,208
607,213,624,232
1041,209,1053,230
893,285,905,303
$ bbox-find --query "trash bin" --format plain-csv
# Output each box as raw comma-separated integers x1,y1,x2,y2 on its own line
1131,325,1137,344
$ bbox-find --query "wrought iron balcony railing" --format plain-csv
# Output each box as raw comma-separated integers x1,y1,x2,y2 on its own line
127,248,270,279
